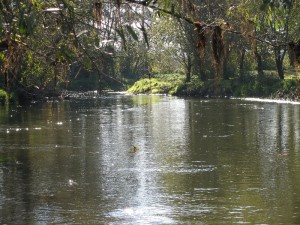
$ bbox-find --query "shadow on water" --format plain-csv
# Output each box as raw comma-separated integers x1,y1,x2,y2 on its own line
0,95,300,224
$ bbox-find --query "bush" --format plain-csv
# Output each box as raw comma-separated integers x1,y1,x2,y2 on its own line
128,72,300,99
0,90,8,105
128,74,185,95
281,79,297,92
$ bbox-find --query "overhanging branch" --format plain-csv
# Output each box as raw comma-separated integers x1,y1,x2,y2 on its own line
123,0,288,48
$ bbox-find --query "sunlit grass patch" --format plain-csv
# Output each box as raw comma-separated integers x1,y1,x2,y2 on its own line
127,74,185,95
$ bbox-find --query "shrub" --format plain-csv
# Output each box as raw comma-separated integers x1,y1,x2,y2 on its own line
281,79,297,92
128,74,186,95
0,90,8,105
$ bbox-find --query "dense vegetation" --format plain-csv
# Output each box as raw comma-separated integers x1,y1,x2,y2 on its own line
0,0,299,103
128,72,300,101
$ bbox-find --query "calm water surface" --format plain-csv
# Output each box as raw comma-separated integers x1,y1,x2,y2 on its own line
0,94,300,224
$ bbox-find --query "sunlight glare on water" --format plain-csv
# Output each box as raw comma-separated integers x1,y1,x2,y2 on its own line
0,94,300,224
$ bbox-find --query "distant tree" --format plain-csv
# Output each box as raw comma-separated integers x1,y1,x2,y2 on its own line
147,17,197,80
227,0,299,79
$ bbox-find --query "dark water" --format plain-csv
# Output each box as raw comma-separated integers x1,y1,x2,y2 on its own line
0,94,300,225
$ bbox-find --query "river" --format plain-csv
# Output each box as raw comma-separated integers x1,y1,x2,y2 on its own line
0,93,300,224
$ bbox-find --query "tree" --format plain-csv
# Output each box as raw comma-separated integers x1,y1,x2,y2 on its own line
259,0,295,79
147,17,197,80
1,0,300,99
227,0,299,79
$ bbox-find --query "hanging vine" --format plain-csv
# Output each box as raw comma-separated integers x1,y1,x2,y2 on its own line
194,22,206,81
1,35,25,90
194,22,206,59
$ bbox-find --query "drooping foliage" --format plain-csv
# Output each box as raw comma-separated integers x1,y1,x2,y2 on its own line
194,22,206,81
0,0,299,99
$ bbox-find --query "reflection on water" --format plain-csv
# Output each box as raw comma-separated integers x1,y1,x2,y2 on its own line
1,94,300,224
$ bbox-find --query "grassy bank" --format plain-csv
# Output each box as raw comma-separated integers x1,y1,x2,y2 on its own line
127,74,186,95
127,73,300,101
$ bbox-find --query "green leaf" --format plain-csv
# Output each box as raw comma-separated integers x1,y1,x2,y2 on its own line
0,52,6,61
139,25,149,48
154,11,161,20
61,46,75,62
274,20,279,31
256,23,261,31
268,13,273,22
31,0,39,8
95,36,100,47
18,8,27,35
116,28,127,50
126,25,139,41
253,15,257,23
26,12,36,35
19,22,27,35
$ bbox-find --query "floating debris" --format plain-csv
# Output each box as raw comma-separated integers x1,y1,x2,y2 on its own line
276,153,288,157
131,146,140,152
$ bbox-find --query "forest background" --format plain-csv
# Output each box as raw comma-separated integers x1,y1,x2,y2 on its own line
0,0,300,103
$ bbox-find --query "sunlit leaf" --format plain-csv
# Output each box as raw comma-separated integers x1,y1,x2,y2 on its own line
280,19,285,28
0,52,6,61
274,20,279,31
256,24,261,31
268,13,273,21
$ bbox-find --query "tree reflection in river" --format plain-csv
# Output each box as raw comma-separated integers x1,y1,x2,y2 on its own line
1,95,300,224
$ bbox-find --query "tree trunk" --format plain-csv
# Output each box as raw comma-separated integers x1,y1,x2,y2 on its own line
185,55,192,82
254,47,264,78
275,57,284,80
4,71,9,92
239,48,246,78
274,47,285,80
199,60,206,81
252,28,264,79
223,42,230,80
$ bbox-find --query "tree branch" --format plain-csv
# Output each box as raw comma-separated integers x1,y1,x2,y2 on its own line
124,0,288,48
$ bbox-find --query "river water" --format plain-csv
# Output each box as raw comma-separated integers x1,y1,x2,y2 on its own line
0,93,300,224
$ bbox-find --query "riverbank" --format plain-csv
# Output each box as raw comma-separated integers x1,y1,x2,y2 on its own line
1,73,300,105
0,89,112,105
127,73,300,101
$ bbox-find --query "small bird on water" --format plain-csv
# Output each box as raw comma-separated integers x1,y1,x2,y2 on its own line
131,146,140,152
